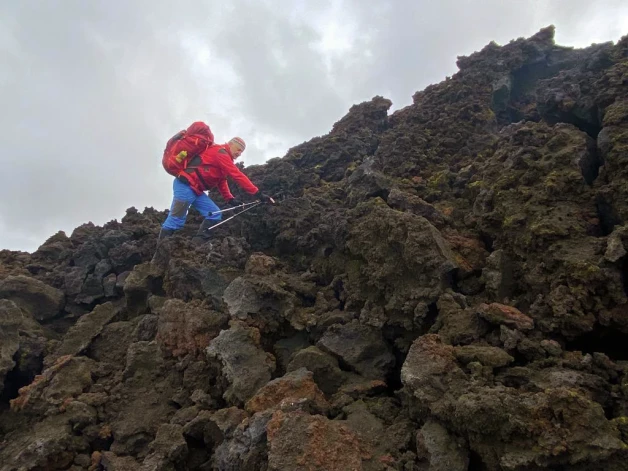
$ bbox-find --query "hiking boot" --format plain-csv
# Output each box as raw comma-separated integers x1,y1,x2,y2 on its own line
152,228,175,268
158,227,175,240
191,219,218,245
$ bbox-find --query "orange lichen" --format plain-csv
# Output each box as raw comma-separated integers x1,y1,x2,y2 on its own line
10,354,73,411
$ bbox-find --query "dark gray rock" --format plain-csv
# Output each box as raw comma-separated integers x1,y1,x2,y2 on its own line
317,320,395,381
206,321,276,406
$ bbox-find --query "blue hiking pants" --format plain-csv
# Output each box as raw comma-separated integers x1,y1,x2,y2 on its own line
162,178,222,230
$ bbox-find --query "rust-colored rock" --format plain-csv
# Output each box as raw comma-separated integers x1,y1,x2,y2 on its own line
477,302,534,331
266,411,371,471
245,368,329,414
156,298,228,358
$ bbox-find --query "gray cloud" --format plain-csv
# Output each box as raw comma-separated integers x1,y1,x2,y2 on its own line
1,0,626,252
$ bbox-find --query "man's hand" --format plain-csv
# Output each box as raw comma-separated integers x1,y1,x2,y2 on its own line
255,191,275,204
227,197,243,207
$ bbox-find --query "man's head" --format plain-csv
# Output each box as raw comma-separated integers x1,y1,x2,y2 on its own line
228,137,246,159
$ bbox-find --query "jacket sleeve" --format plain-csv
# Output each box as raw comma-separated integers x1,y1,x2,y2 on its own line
215,151,259,195
217,179,234,201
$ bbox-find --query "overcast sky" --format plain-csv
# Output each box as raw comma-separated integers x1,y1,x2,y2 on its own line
1,0,627,252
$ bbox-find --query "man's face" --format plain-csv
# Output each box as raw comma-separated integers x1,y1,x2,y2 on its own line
231,144,244,159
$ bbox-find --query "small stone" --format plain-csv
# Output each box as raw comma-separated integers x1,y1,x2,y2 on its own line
478,303,534,331
540,339,563,357
245,368,329,415
605,233,627,263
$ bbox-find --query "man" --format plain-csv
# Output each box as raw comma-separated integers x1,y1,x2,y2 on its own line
159,137,274,242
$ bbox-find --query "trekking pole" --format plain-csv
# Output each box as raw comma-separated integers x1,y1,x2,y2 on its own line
209,201,260,216
205,202,262,232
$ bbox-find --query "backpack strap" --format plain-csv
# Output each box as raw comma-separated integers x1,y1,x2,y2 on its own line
195,168,211,191
184,154,218,192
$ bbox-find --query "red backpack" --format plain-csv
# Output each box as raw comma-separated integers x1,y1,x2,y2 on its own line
162,121,215,176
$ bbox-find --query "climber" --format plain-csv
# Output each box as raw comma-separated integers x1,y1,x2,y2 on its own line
158,137,274,242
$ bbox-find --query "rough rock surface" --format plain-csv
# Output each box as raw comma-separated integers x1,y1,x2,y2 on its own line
206,321,276,406
157,298,228,358
267,411,370,471
2,26,628,471
0,300,22,395
0,274,65,321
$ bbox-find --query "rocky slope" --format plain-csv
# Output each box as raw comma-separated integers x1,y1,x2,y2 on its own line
2,26,628,471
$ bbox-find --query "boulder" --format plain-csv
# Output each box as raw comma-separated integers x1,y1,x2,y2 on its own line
206,321,276,406
0,275,65,321
266,411,370,471
317,320,395,382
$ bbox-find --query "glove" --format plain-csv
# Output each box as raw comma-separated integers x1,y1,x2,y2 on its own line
225,197,243,214
227,197,243,207
255,191,275,204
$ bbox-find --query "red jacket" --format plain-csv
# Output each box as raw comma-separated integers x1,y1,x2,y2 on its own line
179,144,259,199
